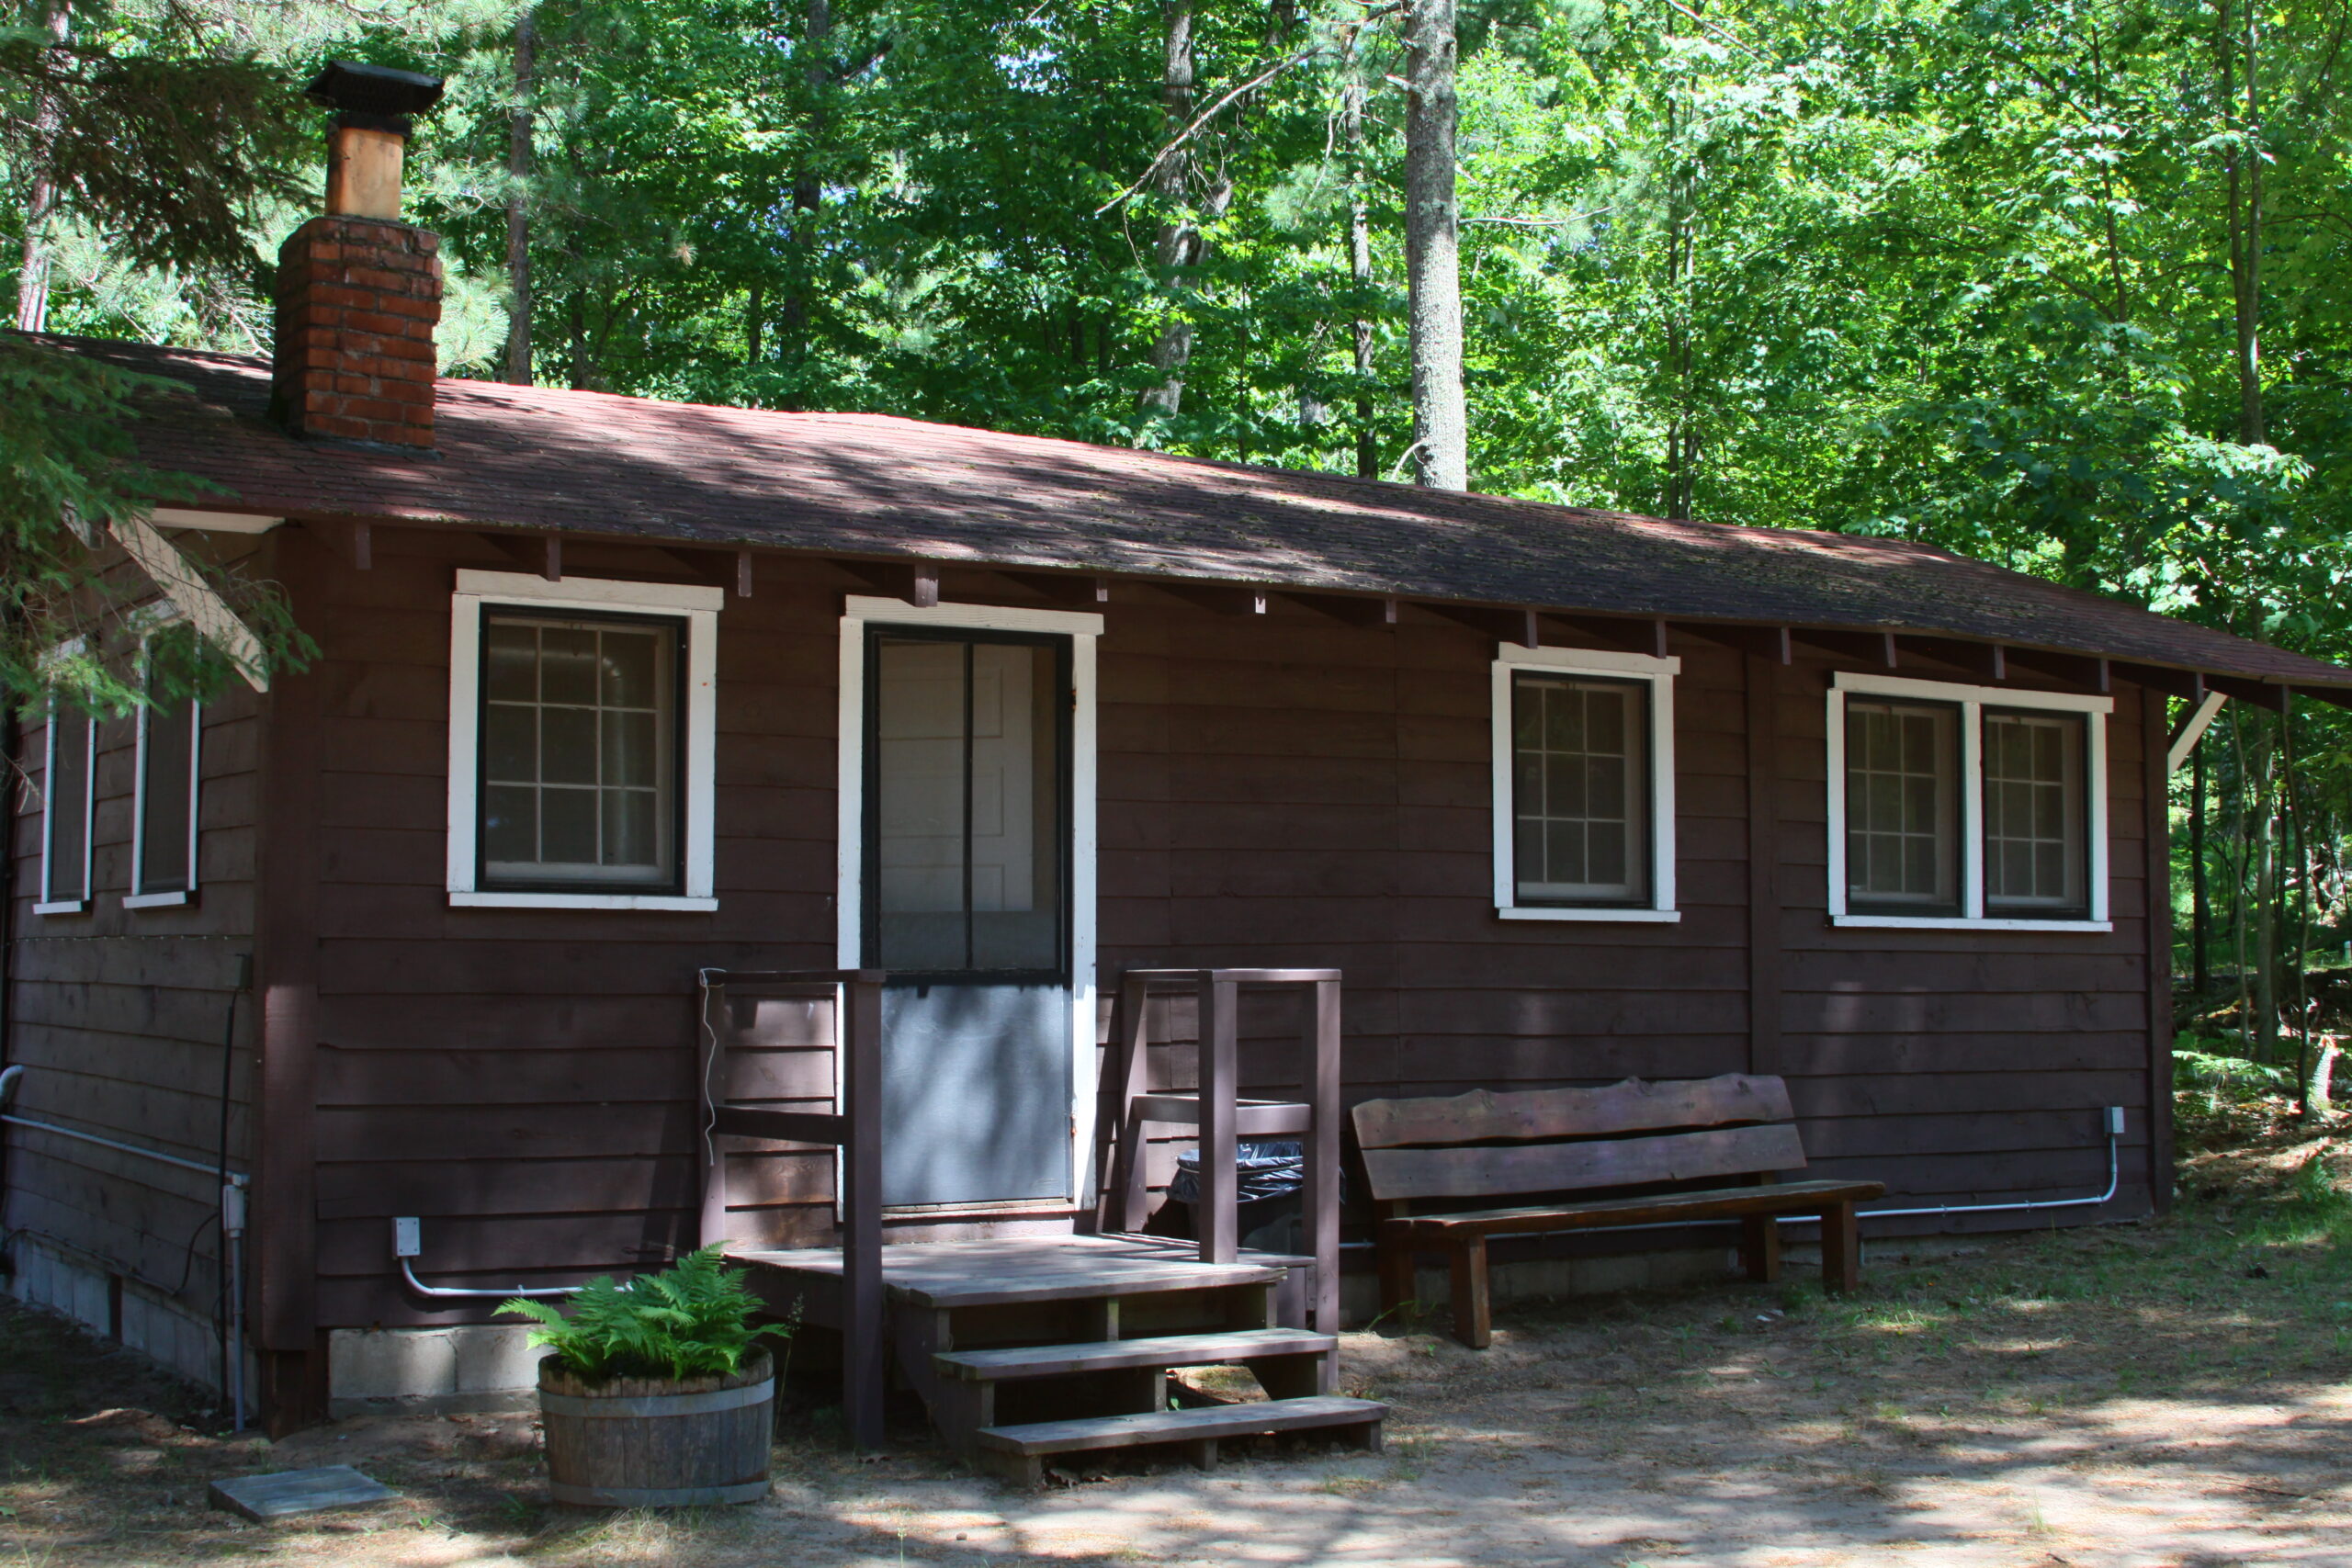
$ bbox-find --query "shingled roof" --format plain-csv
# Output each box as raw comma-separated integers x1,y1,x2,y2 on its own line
49,333,2352,694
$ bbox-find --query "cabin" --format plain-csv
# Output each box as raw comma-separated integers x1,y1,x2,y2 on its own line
8,74,2351,1442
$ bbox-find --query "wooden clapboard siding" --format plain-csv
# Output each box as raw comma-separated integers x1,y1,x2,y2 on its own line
5,560,263,1331
10,525,2169,1343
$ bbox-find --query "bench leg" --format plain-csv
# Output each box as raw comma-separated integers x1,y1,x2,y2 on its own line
1740,1213,1781,1283
1821,1201,1860,1293
1448,1238,1492,1349
1376,1231,1416,1317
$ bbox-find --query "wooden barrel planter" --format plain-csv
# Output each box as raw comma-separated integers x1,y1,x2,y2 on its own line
537,1351,774,1508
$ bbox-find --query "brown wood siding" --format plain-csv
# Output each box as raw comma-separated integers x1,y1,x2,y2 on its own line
6,651,261,1324
179,531,2161,1331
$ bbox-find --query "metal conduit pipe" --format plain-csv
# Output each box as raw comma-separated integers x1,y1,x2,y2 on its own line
397,1256,579,1301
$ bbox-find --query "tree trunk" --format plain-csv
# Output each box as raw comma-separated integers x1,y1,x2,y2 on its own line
775,0,833,397
502,7,537,385
1346,76,1377,479
1402,0,1466,490
2252,737,2279,1064
11,0,71,334
2192,739,2211,997
1140,0,1198,417
746,277,764,365
1661,74,1696,518
2221,0,2265,445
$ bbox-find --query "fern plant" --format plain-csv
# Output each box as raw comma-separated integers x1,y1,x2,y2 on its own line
499,1246,789,1382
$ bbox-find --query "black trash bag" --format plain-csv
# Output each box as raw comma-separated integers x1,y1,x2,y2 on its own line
1169,1140,1312,1205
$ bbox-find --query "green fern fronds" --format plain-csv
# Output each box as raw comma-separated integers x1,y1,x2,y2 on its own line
497,1245,789,1382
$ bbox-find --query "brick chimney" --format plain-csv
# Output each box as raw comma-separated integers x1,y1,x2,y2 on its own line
270,62,447,449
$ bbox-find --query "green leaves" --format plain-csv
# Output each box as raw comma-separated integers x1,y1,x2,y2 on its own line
498,1245,791,1382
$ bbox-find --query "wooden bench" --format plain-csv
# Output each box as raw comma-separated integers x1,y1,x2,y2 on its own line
1353,1074,1884,1348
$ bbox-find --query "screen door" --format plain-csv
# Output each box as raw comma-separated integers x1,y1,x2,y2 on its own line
864,627,1073,1208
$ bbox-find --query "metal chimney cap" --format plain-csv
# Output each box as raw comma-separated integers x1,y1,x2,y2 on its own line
304,61,445,134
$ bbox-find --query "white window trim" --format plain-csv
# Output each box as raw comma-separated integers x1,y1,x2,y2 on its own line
127,640,201,910
1492,644,1681,923
34,639,96,917
36,705,96,916
447,570,723,912
836,594,1103,1208
1827,671,2111,931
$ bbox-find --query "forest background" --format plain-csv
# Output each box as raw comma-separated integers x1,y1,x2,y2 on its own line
6,0,2352,1093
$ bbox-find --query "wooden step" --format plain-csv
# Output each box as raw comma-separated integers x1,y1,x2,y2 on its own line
937,1328,1334,1383
975,1396,1385,1483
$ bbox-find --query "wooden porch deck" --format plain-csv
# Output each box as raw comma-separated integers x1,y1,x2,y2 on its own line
736,1233,1311,1322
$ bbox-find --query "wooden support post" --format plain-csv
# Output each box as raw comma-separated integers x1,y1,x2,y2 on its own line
1375,1207,1416,1315
841,971,887,1450
1820,1201,1860,1294
1739,1214,1781,1283
1304,977,1341,1334
1110,972,1154,1234
1449,1238,1492,1348
1197,975,1238,1266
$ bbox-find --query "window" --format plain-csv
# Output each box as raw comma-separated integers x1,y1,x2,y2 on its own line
1492,645,1679,922
866,629,1069,976
481,615,679,889
447,571,721,910
35,701,94,914
1841,700,1960,915
129,660,200,908
1982,709,2087,916
1827,672,2109,930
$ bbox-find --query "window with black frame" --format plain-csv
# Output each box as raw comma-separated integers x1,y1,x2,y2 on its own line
478,610,683,892
1842,698,1961,916
1510,670,1652,907
867,628,1069,976
1981,707,2088,917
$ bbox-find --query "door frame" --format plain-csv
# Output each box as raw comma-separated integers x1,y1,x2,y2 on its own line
836,594,1103,1207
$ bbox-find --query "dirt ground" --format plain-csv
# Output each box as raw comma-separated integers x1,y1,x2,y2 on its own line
4,1114,2346,1568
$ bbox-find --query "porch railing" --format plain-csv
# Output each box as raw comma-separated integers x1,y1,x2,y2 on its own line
696,967,885,1450
1101,968,1342,1332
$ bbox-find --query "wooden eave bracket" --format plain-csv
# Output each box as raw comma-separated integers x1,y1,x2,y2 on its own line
2166,690,2229,773
656,546,755,597
1001,570,1111,606
477,529,560,581
1897,635,2007,682
107,512,271,692
834,558,941,606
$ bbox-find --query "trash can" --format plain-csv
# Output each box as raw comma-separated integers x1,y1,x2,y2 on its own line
1169,1141,1340,1254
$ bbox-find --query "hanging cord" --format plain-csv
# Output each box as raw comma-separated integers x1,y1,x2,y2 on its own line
697,969,726,1166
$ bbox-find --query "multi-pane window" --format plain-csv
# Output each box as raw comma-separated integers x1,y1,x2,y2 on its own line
1842,700,1960,915
1510,672,1651,906
130,641,201,904
479,613,679,891
1833,677,2104,926
38,704,94,911
1983,710,2086,915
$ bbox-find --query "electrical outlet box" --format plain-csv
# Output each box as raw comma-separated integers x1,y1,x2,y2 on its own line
2105,1107,2126,1136
392,1216,421,1258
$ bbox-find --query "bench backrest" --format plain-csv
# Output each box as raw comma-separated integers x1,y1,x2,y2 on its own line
1351,1075,1804,1204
